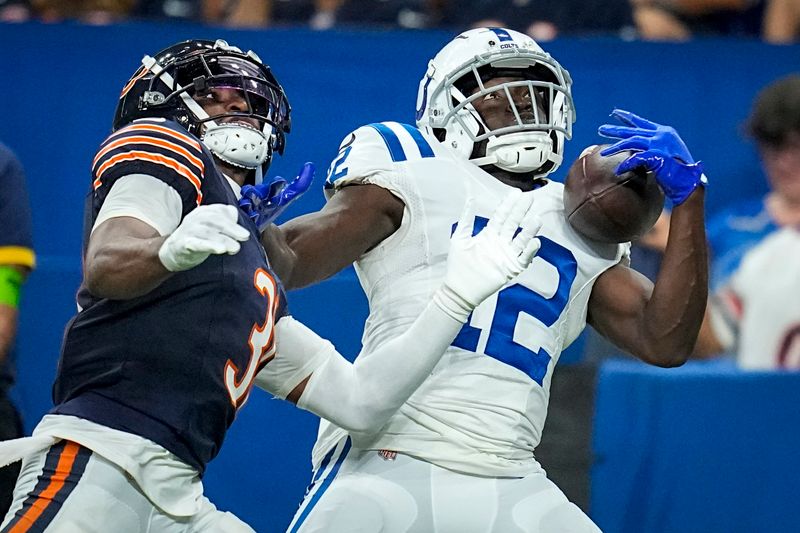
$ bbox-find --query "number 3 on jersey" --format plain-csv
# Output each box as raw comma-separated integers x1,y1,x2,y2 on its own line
451,217,577,386
225,268,279,408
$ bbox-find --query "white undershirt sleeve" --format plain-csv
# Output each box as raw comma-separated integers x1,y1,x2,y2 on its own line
254,297,464,434
253,316,334,400
92,174,183,236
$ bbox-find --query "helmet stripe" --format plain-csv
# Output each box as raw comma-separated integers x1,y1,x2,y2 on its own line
119,66,149,99
489,28,513,42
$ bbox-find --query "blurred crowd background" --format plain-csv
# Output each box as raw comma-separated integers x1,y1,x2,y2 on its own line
0,0,798,43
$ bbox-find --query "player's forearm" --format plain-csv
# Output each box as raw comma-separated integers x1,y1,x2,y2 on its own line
0,305,18,366
640,188,708,365
259,224,297,284
259,218,348,289
296,299,463,433
273,184,405,289
84,235,171,300
691,306,726,359
277,213,370,289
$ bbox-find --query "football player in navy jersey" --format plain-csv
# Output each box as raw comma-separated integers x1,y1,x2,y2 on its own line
0,39,543,532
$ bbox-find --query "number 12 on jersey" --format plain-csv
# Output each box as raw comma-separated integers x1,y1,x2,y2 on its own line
451,217,577,385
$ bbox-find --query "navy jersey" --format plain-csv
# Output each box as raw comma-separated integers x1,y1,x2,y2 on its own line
51,118,285,474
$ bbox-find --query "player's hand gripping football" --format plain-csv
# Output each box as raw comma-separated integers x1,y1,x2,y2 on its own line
158,204,250,272
433,189,542,322
239,162,315,231
598,109,708,205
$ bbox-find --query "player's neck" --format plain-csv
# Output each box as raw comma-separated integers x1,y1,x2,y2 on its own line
486,167,543,192
766,192,800,226
214,158,251,187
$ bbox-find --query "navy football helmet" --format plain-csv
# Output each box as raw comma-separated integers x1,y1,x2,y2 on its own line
114,39,291,179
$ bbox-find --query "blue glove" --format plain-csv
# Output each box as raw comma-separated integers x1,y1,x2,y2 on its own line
239,162,315,230
598,109,707,206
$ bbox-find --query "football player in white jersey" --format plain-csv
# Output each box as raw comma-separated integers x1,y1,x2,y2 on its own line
255,27,709,532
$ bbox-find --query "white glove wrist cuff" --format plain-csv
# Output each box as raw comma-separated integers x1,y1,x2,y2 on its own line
432,284,473,323
158,240,181,272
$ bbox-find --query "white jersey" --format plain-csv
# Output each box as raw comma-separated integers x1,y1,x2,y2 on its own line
711,225,800,369
312,122,629,477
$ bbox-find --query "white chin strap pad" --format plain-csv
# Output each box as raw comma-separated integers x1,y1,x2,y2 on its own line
202,123,270,169
473,132,557,174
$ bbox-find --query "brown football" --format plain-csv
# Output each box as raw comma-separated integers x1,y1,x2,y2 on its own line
563,144,665,243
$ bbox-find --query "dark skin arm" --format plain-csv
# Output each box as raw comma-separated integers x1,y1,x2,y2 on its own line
84,217,172,300
261,183,404,402
262,184,405,289
83,89,252,301
692,305,726,358
588,188,708,367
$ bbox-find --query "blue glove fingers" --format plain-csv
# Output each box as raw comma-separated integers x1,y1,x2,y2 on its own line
239,185,264,214
616,151,664,175
266,177,289,199
600,136,653,156
278,162,316,204
598,125,656,140
237,162,317,232
291,162,316,195
238,197,254,211
241,184,268,202
611,109,659,130
240,184,256,200
296,162,316,188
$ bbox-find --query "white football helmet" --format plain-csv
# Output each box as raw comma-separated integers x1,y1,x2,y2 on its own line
415,28,575,177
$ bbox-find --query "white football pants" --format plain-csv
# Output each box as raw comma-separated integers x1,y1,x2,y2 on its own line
0,440,254,533
287,437,602,533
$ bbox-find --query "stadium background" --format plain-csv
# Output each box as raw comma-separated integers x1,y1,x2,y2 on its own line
1,21,799,532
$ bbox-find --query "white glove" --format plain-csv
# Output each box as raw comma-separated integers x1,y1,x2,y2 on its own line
433,189,543,322
158,204,250,272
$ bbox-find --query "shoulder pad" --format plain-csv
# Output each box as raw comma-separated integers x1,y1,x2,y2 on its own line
324,122,438,193
91,118,208,206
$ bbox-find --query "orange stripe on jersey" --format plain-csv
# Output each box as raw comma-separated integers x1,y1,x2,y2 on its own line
94,151,203,205
92,135,205,175
7,442,81,533
112,123,203,151
119,67,149,98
